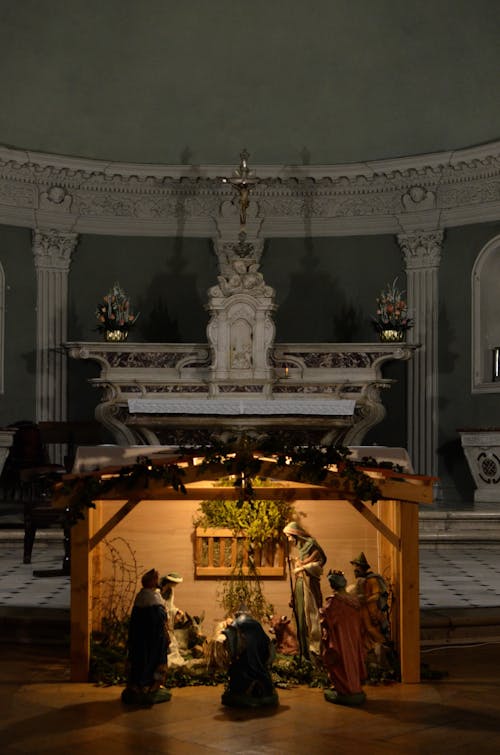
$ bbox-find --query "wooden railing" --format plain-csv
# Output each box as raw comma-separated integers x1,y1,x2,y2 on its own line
195,527,286,578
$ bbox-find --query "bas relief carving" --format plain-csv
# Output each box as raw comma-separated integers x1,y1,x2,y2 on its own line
230,318,253,369
0,144,498,234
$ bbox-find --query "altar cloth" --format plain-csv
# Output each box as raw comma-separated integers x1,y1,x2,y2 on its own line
127,398,356,416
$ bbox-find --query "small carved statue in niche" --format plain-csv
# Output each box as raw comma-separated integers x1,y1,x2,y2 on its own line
230,318,253,369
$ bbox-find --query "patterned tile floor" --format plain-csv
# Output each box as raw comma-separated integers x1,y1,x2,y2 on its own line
419,544,500,609
0,538,500,612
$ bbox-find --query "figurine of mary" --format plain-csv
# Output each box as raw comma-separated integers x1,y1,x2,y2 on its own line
283,521,327,659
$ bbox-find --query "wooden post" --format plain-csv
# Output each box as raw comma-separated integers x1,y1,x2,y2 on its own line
70,506,94,681
377,498,420,683
377,499,399,651
397,500,421,683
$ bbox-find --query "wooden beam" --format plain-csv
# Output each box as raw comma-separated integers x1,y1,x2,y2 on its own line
348,498,401,550
89,497,141,551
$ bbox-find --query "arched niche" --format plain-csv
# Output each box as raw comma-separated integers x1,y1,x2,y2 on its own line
0,262,4,394
472,234,500,393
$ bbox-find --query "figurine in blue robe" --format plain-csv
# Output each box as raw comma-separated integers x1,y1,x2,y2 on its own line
121,568,171,705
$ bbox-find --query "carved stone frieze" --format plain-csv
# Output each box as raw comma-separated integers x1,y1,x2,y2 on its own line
91,348,210,370
119,384,210,394
0,178,34,206
217,385,265,393
272,350,390,369
0,143,498,234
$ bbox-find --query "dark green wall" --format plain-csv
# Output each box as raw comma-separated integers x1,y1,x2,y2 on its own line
0,1,498,164
0,225,36,426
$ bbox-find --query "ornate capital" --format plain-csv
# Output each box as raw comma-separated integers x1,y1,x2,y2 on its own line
397,230,444,270
32,229,78,271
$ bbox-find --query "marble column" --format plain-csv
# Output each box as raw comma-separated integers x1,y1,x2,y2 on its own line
33,229,78,426
397,231,443,476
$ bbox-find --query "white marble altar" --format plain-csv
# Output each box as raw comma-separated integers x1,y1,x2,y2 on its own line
66,341,415,447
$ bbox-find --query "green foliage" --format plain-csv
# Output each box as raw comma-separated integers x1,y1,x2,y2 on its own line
194,497,296,547
195,435,264,502
59,456,187,526
192,436,381,505
271,655,329,689
165,664,227,688
90,636,128,686
218,564,274,622
272,442,381,503
194,489,295,623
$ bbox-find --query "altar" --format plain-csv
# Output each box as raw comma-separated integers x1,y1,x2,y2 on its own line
65,340,415,448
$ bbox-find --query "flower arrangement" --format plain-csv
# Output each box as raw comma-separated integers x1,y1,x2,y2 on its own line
96,282,139,339
372,278,413,337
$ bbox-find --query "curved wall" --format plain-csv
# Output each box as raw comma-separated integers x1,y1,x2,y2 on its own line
0,1,499,164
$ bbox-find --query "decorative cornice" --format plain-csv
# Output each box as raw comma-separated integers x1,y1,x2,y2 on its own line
1,142,499,237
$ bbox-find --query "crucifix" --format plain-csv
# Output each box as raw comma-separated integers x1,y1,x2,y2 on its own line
226,149,259,227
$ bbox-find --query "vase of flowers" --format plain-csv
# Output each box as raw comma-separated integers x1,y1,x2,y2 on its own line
372,278,413,342
96,282,139,342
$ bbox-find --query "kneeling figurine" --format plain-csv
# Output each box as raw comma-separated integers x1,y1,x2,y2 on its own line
320,570,366,706
220,612,279,708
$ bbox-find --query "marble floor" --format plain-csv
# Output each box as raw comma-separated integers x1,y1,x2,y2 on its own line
1,641,500,754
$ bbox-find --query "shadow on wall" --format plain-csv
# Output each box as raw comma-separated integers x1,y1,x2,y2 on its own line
274,242,363,342
20,350,36,375
332,302,365,342
439,304,460,378
437,438,475,503
137,240,210,343
139,296,181,342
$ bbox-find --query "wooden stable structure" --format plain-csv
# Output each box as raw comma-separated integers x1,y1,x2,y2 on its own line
57,458,435,685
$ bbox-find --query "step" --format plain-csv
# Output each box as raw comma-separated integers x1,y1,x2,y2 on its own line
419,510,500,543
0,606,70,646
421,606,500,645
